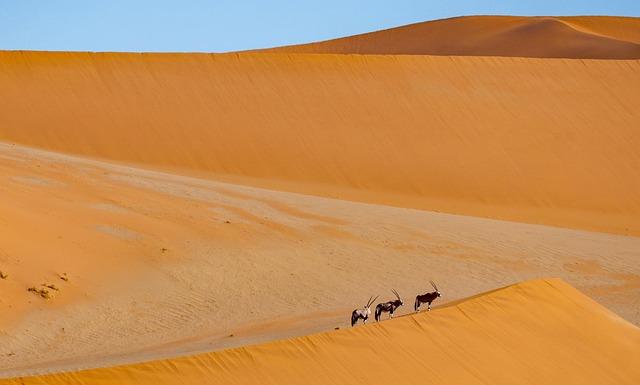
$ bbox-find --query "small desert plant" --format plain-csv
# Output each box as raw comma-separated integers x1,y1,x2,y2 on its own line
0,271,7,279
27,286,52,299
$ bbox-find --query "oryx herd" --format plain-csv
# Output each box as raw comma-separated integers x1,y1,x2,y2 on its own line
351,281,441,326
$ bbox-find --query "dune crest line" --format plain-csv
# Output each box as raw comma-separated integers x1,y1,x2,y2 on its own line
2,279,639,385
258,15,640,58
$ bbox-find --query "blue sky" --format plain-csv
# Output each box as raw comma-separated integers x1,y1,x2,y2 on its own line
1,1,639,52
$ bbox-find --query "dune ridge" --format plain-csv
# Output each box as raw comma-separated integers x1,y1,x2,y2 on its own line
2,141,638,376
0,51,639,235
2,16,640,382
259,15,640,58
2,279,639,384
560,16,640,44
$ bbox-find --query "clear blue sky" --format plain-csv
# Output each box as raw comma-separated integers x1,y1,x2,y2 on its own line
1,0,639,52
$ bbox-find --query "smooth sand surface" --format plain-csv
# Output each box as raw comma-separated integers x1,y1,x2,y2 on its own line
0,52,639,236
1,142,638,377
261,16,640,58
2,279,639,385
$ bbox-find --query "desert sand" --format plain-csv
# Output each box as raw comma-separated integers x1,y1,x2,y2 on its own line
261,15,640,58
0,141,638,377
0,14,639,384
1,51,639,236
2,279,639,384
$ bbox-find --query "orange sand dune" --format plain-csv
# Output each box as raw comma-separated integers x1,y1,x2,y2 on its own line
2,15,639,385
0,51,639,235
2,279,639,385
562,16,640,44
261,15,640,58
1,142,639,377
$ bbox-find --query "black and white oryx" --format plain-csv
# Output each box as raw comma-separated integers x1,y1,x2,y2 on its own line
374,289,403,321
351,295,379,326
414,280,441,312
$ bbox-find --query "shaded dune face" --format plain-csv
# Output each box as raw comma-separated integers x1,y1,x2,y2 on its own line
561,16,640,44
0,51,639,235
259,16,640,59
2,279,639,385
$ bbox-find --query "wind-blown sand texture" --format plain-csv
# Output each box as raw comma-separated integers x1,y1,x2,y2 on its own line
0,14,639,383
0,141,638,377
0,51,639,236
261,15,640,58
2,279,639,385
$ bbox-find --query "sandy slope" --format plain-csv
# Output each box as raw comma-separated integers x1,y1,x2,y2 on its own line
1,52,639,236
1,142,638,377
2,16,639,382
261,16,640,58
2,279,639,385
562,16,640,44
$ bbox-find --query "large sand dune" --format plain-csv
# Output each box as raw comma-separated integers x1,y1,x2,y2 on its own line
1,142,638,376
261,16,640,58
2,279,639,385
1,15,639,382
0,51,639,236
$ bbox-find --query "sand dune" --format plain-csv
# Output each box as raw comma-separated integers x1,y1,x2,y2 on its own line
562,16,640,44
0,51,639,236
2,279,639,384
2,15,639,382
261,16,640,58
1,142,638,377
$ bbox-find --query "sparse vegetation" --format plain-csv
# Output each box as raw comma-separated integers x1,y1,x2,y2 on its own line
0,271,7,279
59,273,69,282
27,286,52,299
42,283,59,291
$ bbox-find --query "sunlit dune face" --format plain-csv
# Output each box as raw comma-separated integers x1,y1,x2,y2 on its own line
0,14,639,384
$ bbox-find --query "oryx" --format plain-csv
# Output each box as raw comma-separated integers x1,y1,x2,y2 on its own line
351,295,378,326
374,289,403,321
415,280,441,311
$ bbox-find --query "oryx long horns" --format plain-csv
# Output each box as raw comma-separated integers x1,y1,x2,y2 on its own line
430,280,439,292
366,295,379,308
391,289,401,300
